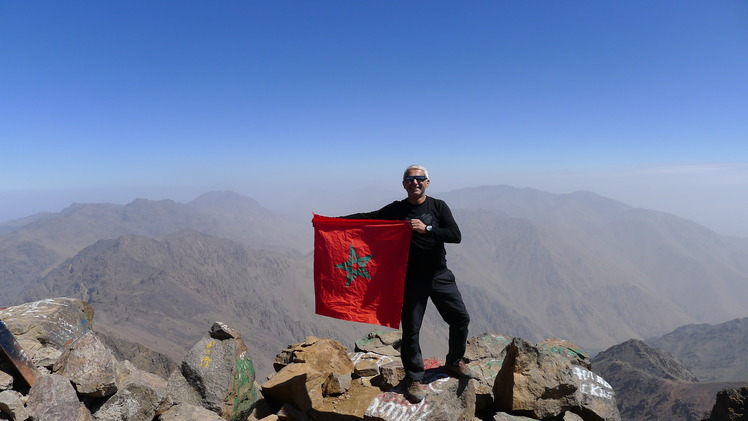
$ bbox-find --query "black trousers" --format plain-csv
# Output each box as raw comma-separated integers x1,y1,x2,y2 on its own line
400,268,470,381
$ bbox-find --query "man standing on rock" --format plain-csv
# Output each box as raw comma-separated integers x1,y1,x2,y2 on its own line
341,164,477,403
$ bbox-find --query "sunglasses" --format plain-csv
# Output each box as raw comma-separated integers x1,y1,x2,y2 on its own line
403,176,428,183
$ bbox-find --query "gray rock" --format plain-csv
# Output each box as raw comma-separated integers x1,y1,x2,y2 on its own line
54,331,117,397
91,360,167,421
355,331,401,357
26,374,85,421
0,298,93,354
165,368,202,407
0,390,29,421
158,403,225,421
176,321,259,420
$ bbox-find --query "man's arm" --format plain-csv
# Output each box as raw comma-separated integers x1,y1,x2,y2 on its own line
339,201,401,220
431,200,461,244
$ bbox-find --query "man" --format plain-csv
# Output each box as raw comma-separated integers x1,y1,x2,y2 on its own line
342,164,476,403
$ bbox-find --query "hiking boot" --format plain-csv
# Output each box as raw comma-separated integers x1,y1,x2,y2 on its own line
445,359,479,380
405,377,424,403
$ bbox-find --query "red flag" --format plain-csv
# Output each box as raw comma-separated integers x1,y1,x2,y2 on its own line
312,214,411,328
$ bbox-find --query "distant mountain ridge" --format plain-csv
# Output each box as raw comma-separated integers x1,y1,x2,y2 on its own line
0,191,309,303
647,317,748,383
19,231,371,378
4,187,748,374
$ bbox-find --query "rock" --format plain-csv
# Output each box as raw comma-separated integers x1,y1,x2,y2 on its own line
90,360,167,421
277,402,310,420
536,338,590,369
26,374,87,421
354,357,381,377
53,331,117,397
702,386,748,421
0,390,29,421
274,336,354,374
158,403,225,421
0,298,93,360
354,331,402,356
493,412,538,420
323,373,352,396
365,375,476,421
563,410,585,420
309,376,383,420
262,337,353,413
379,361,406,390
262,364,328,413
174,321,259,420
165,368,203,407
465,333,513,416
0,371,12,390
494,338,620,421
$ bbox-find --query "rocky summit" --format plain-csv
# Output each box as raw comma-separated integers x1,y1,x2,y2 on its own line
0,298,625,421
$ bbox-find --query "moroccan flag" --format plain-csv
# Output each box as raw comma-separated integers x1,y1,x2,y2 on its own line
312,214,411,328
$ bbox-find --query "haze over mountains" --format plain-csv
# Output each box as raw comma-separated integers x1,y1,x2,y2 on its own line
2,186,748,379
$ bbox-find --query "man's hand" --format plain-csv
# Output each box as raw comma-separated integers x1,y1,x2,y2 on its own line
409,218,427,234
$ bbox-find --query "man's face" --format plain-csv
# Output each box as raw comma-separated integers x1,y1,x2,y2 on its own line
402,169,429,196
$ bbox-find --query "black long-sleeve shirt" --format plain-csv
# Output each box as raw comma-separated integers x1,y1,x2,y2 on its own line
343,196,461,278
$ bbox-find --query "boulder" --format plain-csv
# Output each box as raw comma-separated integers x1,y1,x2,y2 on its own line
365,375,476,421
702,386,748,421
53,331,117,397
90,360,167,421
465,332,513,415
26,374,89,421
0,298,93,365
494,338,620,421
170,321,259,421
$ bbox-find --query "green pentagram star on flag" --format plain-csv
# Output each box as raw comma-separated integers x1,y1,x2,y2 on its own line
335,244,373,286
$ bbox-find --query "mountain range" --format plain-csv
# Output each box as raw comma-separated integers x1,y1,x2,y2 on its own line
2,187,748,383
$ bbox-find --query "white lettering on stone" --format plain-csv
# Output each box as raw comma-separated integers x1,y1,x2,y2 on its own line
572,366,614,400
366,393,433,421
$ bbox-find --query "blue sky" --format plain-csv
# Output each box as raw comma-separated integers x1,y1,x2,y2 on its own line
2,1,747,235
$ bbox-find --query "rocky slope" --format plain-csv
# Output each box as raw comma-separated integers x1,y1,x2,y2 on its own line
0,297,622,421
592,339,745,420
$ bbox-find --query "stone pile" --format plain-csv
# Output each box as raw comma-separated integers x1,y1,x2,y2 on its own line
0,298,622,420
0,298,260,421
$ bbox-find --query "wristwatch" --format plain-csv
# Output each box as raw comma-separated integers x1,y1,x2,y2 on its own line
426,225,433,232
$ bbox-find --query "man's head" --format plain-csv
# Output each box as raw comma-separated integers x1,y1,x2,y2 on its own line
402,164,430,203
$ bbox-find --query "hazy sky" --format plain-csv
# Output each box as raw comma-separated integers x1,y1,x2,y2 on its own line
2,1,747,236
